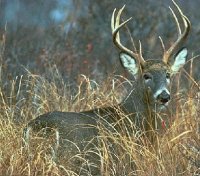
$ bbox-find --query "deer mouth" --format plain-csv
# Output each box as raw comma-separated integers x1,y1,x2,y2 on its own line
159,98,170,105
160,101,169,106
155,100,170,111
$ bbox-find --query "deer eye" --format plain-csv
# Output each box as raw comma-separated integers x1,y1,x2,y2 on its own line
166,72,171,79
143,73,152,80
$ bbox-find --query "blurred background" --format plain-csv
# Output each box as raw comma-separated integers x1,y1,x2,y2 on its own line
0,0,199,84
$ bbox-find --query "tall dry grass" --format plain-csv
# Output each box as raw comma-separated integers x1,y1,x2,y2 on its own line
0,63,199,175
0,34,199,176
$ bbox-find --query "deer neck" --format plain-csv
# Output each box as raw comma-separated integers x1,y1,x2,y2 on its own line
120,80,153,115
118,80,159,141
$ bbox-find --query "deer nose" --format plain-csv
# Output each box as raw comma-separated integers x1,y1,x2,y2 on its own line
157,91,170,104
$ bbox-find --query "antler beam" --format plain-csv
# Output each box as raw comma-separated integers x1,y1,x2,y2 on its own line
163,0,191,63
111,5,146,66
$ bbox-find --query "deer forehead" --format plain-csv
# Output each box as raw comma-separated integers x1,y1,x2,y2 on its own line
142,60,170,73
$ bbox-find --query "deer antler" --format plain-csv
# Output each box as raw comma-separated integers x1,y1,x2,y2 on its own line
111,5,146,66
163,0,191,63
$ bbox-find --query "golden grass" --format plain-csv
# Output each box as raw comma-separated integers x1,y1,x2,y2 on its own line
0,64,199,175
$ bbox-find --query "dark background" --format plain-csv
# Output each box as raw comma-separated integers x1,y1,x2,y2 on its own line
0,0,199,84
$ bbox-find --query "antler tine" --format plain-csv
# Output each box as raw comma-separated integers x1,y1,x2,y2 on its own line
138,40,145,65
163,0,191,63
111,5,146,66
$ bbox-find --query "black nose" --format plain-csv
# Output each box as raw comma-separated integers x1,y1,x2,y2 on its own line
157,91,170,104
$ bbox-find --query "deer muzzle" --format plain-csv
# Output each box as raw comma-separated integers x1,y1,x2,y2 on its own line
157,90,170,104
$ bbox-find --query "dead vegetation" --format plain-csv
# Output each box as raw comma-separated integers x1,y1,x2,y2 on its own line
0,61,199,175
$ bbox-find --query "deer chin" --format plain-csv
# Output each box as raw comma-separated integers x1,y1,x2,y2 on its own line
154,101,169,111
160,102,169,110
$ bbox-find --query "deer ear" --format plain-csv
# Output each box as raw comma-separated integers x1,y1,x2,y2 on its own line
119,52,139,76
171,48,188,73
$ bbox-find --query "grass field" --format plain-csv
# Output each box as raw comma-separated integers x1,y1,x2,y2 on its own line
0,60,199,176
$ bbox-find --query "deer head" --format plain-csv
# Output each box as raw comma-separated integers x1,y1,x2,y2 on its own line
111,0,190,108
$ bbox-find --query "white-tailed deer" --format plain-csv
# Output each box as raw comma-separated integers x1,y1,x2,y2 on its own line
23,0,190,164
